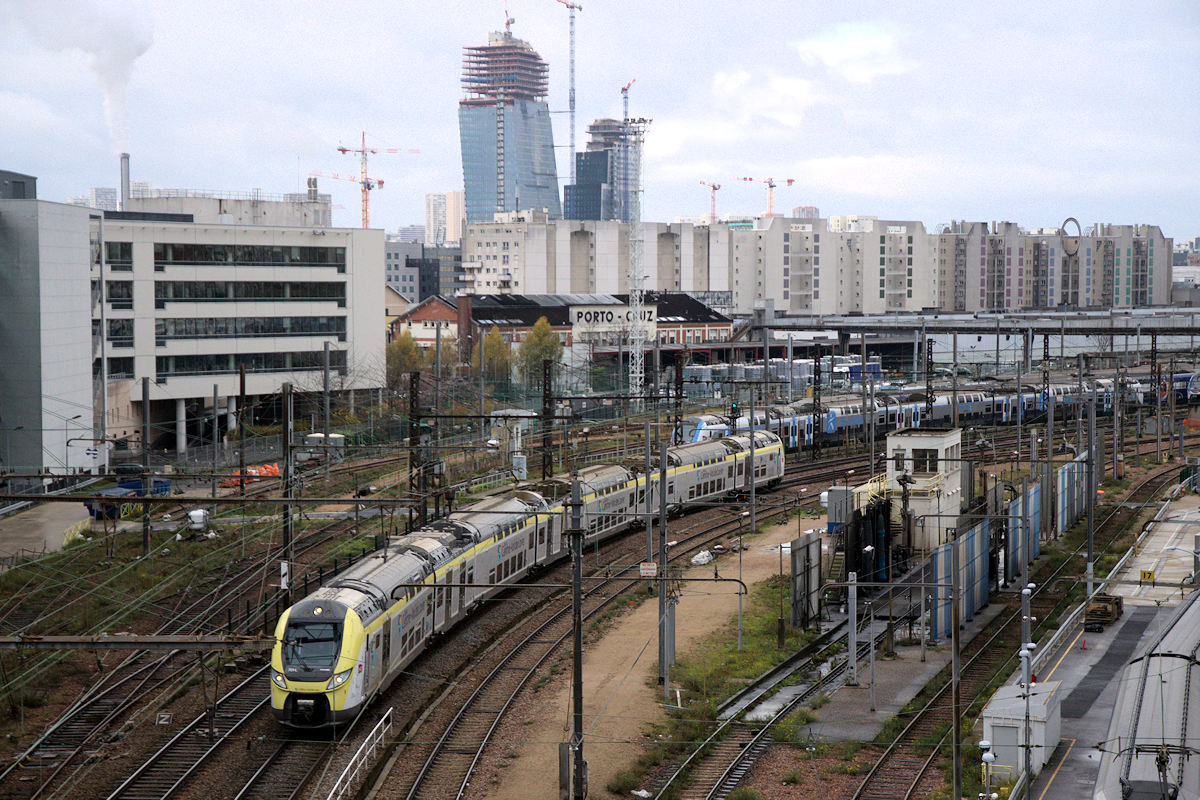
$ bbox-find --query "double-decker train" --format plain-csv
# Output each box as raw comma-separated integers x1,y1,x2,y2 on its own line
270,431,784,727
682,372,1200,451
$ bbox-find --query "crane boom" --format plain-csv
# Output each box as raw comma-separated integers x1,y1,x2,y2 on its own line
738,176,794,217
699,180,721,225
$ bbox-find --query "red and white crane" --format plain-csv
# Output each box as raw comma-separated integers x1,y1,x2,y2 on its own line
738,176,794,217
699,180,721,225
333,132,419,228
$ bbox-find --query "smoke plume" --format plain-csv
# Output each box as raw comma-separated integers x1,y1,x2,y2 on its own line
13,0,153,152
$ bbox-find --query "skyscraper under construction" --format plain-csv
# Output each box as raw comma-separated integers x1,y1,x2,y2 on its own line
459,29,560,224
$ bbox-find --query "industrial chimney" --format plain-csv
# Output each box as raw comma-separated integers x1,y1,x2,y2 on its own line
120,153,130,210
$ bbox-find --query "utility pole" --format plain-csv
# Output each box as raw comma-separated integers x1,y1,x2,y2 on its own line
787,333,794,404
657,442,669,694
924,335,934,419
282,382,294,598
569,473,586,800
211,384,219,511
323,341,331,482
238,366,246,497
1156,361,1164,463
644,421,653,567
951,332,959,428
1076,353,1084,451
860,332,868,439
408,371,423,529
1016,356,1023,475
542,359,554,479
1087,383,1096,598
869,378,876,481
673,356,684,445
811,344,822,462
141,376,151,557
951,541,962,800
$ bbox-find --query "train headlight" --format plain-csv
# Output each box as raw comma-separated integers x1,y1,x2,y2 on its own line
271,670,287,690
326,669,352,690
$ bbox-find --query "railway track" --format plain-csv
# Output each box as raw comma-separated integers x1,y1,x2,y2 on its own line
848,467,1178,800
389,471,822,800
104,669,269,800
637,458,1180,800
0,516,367,799
2,410,1183,799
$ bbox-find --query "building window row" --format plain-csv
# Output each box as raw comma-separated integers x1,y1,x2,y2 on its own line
156,349,348,378
104,241,133,270
153,243,346,271
155,315,347,341
154,281,346,305
107,318,134,347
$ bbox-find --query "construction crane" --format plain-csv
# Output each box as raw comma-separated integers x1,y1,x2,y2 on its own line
699,180,721,225
739,176,794,217
504,0,515,32
335,132,419,228
553,0,581,219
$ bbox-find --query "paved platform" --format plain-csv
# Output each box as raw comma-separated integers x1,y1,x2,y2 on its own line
0,499,88,560
1026,604,1170,799
1112,492,1200,606
798,602,1006,743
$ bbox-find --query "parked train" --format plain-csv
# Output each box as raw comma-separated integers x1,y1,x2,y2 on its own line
270,431,785,727
679,375,1190,450
1095,589,1200,800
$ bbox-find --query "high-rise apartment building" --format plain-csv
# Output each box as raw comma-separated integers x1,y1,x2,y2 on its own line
937,221,1170,311
459,29,560,224
445,190,464,243
424,194,447,246
423,191,466,246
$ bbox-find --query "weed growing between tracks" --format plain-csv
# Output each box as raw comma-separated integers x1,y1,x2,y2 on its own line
673,575,816,704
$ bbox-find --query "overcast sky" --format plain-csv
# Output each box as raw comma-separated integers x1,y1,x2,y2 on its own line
3,0,1198,240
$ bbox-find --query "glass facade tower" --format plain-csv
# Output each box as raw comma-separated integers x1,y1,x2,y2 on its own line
459,30,560,224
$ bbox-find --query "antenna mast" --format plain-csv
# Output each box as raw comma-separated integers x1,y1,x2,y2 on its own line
624,99,650,410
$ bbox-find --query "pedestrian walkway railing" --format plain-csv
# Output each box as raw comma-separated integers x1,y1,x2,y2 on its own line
326,708,392,800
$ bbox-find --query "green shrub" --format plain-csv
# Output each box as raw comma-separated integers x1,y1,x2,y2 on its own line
605,769,639,794
728,789,766,800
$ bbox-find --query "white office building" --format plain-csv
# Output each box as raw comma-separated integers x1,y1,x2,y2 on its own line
95,201,384,454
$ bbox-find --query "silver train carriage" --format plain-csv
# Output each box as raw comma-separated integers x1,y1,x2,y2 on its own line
270,431,785,727
1095,590,1200,800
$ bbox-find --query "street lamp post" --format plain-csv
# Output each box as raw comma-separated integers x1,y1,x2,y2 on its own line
737,510,749,651
63,414,83,474
980,737,997,797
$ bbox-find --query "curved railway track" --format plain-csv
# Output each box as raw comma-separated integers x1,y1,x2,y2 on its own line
391,473,822,800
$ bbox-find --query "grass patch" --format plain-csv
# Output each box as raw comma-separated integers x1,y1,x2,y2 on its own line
672,575,816,707
727,789,766,800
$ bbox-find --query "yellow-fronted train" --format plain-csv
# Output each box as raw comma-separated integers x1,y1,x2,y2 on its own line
271,431,784,727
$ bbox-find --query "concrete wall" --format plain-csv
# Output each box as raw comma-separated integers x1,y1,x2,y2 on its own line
0,200,93,473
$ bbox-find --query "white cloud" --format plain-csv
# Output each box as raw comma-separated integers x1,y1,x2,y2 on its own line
791,23,914,84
